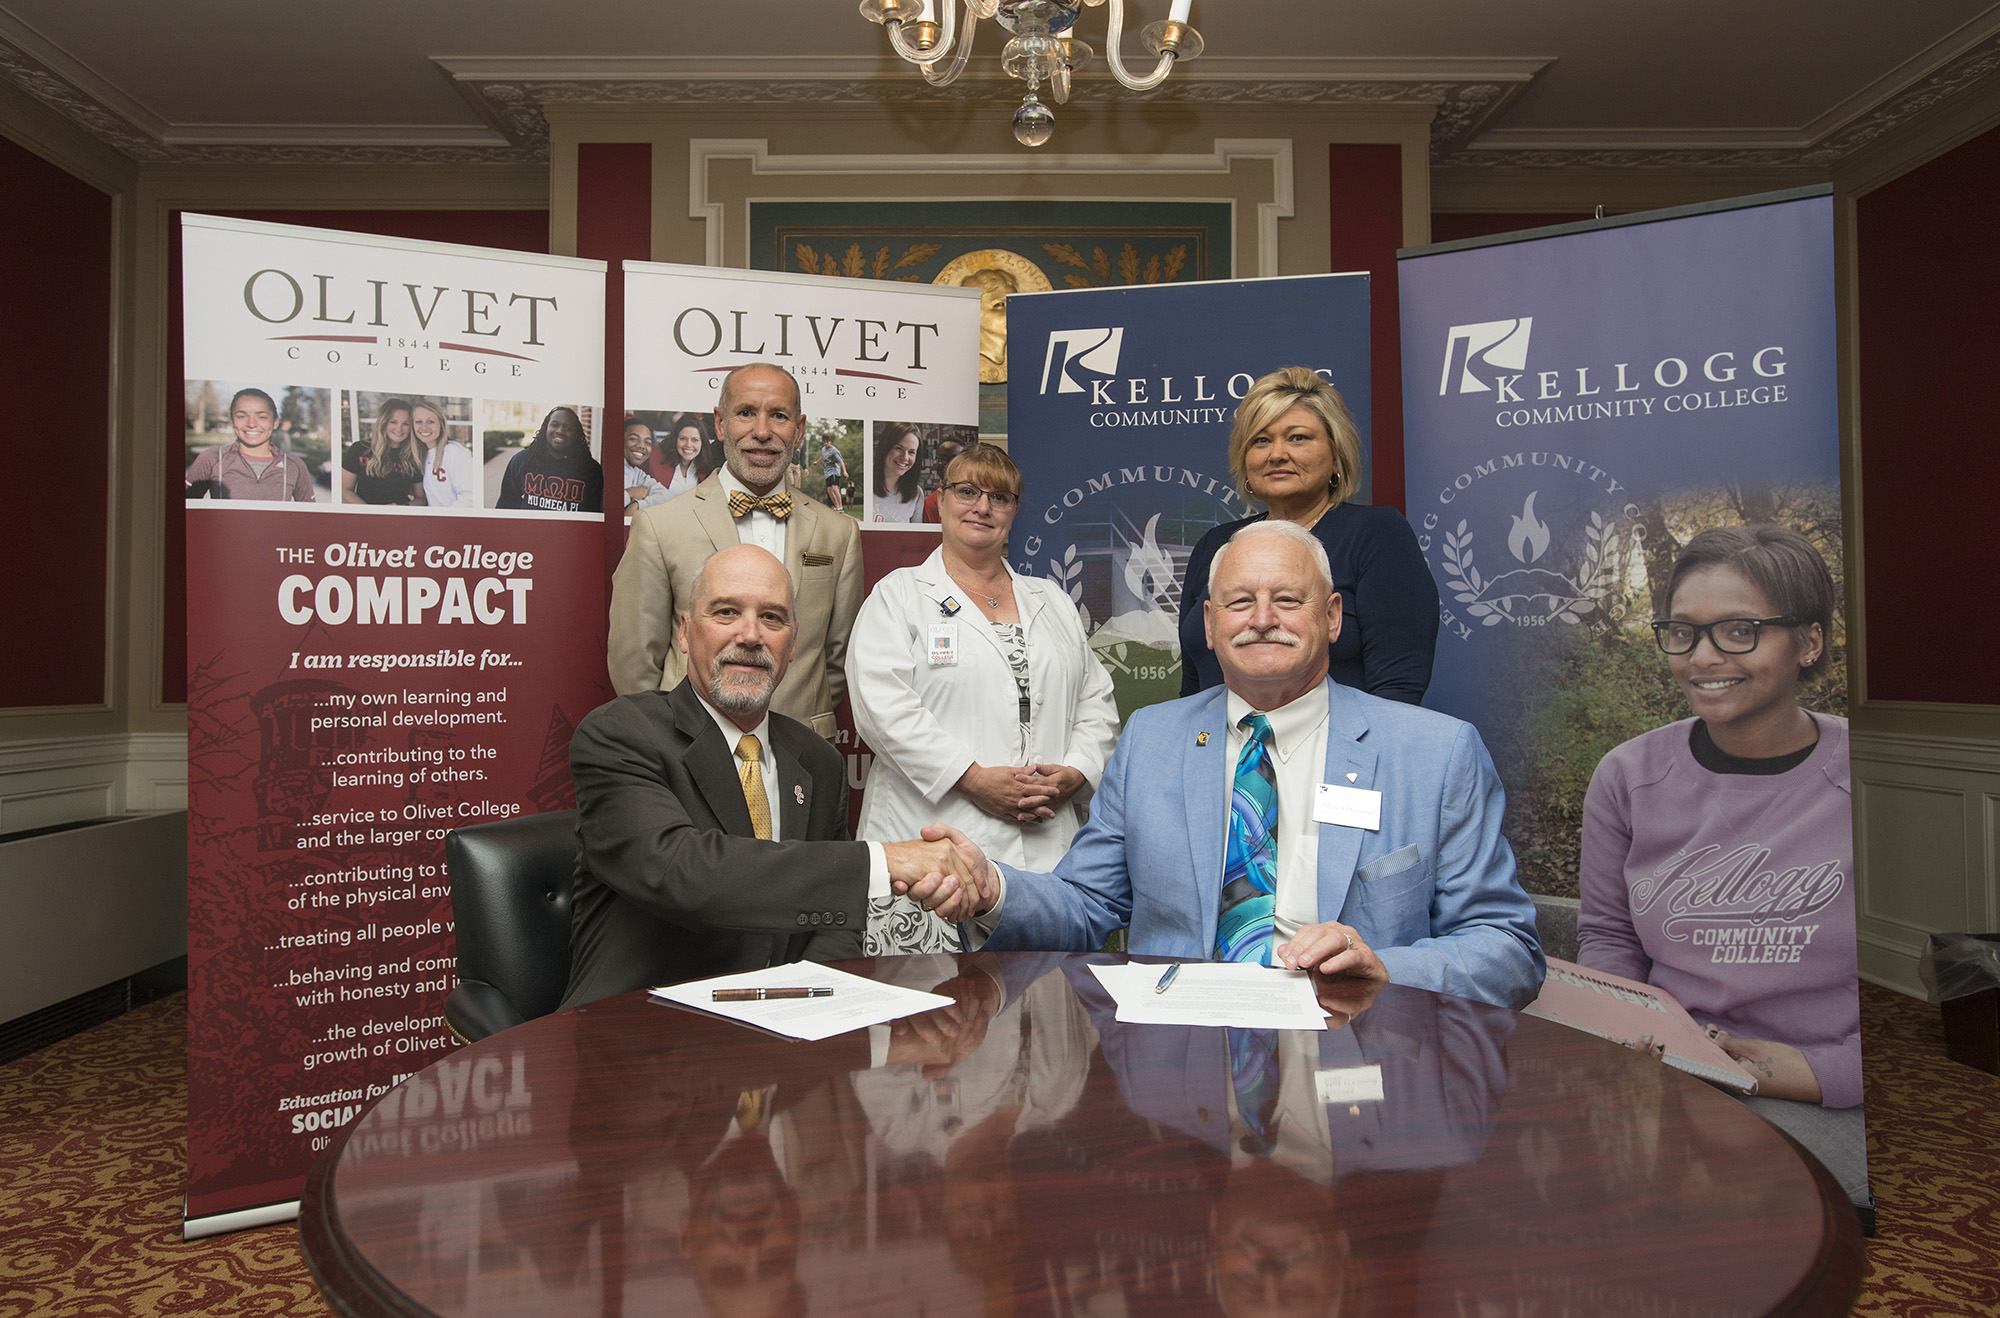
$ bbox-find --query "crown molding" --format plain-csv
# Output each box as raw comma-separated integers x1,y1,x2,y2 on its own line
5,14,2000,175
1438,22,2000,170
448,55,1547,158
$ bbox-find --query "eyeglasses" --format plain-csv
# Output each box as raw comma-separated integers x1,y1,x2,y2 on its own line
943,482,1019,511
1651,616,1801,656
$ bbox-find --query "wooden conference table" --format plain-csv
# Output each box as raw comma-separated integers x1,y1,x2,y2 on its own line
300,952,1862,1317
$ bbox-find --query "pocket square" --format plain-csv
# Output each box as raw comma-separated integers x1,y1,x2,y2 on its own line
1356,843,1422,884
802,551,834,567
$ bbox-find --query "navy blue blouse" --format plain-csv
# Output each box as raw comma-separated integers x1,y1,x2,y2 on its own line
1177,502,1440,703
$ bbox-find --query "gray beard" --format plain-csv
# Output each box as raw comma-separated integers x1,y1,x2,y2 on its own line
725,450,784,495
708,660,777,716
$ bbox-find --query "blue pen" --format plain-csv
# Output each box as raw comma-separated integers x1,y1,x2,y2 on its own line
1154,963,1182,994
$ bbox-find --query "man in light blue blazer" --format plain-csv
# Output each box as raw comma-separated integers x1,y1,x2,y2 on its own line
932,519,1543,1010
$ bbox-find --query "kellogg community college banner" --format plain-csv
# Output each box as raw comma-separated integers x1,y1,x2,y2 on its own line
622,261,981,796
180,215,608,1232
1399,191,1866,1208
1004,274,1371,716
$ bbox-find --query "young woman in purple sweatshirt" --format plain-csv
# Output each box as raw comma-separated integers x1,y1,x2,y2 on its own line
1579,524,1859,1110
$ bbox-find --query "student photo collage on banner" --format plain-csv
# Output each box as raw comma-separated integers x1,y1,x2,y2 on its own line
1398,189,1867,1218
619,261,982,812
620,261,981,531
178,215,608,1231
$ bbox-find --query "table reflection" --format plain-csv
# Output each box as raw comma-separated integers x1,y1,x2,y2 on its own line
315,954,1854,1318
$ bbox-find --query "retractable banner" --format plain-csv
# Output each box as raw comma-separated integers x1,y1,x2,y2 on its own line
1002,274,1372,717
621,261,982,798
1399,191,1865,1210
180,215,607,1231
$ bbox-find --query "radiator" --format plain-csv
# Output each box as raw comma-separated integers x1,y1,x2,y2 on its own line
0,811,187,1025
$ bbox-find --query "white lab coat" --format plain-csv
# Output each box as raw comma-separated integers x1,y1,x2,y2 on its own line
846,547,1121,870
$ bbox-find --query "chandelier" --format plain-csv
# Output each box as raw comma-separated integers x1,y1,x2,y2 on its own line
859,0,1204,146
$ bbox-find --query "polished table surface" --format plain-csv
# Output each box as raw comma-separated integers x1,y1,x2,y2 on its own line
300,953,1862,1317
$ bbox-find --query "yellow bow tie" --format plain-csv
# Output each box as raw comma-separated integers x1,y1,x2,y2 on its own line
728,489,794,520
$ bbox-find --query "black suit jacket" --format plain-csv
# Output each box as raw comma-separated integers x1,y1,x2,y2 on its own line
558,679,869,1009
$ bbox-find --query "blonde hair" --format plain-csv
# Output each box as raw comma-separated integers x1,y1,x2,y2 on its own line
366,398,420,476
410,398,450,451
1226,367,1363,508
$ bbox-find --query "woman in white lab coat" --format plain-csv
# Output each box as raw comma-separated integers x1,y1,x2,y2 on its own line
847,444,1121,954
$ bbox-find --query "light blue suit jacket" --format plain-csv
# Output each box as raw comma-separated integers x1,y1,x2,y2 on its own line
985,679,1545,1009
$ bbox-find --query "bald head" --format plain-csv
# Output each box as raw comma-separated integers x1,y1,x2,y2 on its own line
690,544,793,614
718,362,802,416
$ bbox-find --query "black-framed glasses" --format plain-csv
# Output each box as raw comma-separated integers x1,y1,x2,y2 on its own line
943,482,1019,511
1651,616,1801,656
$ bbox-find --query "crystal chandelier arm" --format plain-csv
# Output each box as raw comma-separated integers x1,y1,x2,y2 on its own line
921,0,980,86
1099,0,1175,91
885,0,956,67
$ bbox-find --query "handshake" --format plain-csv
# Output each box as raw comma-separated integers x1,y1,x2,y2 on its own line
880,825,998,922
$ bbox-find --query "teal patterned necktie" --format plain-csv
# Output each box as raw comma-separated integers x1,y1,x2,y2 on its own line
1217,712,1278,966
1227,1027,1282,1156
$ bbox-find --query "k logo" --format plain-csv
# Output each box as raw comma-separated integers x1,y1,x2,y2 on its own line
1439,318,1533,395
1040,328,1123,394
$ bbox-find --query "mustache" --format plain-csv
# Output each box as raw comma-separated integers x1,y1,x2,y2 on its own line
715,645,775,671
1231,626,1301,648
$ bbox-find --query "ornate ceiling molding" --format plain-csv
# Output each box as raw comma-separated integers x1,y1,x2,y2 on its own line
447,57,1545,159
1436,24,2000,170
0,21,534,165
3,24,1999,174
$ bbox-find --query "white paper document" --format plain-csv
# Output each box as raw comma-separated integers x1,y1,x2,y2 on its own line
1089,961,1329,1030
651,963,954,1042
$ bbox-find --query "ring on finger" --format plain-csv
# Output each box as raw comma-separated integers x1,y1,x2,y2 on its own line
1343,931,1356,953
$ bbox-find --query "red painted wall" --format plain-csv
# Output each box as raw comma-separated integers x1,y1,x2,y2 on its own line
0,136,111,709
1327,145,1407,511
1856,126,2000,706
575,142,654,588
162,209,549,705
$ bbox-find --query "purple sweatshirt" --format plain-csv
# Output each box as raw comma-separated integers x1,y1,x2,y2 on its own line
1577,713,1860,1109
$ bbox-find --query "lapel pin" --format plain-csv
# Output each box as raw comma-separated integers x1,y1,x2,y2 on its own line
940,596,962,617
1196,731,1210,746
794,784,805,805
1346,772,1358,782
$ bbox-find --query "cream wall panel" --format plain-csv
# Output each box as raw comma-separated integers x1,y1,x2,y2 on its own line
544,102,1433,277
1852,730,2000,997
1857,782,1968,931
0,734,179,832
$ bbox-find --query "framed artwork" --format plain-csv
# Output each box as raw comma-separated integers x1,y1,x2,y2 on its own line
749,199,1232,438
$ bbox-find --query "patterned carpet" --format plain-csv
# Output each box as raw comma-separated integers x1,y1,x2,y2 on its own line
0,984,1994,1316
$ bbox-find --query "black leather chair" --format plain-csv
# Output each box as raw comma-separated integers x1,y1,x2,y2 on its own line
442,809,578,1042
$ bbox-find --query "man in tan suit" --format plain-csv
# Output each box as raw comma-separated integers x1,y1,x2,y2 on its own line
608,362,863,738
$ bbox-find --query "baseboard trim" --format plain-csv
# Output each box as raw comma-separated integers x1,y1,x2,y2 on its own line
0,732,187,829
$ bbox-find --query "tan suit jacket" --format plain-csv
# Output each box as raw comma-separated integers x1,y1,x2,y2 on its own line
607,472,864,738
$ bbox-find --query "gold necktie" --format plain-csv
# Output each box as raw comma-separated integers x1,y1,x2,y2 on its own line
736,734,772,840
727,489,794,520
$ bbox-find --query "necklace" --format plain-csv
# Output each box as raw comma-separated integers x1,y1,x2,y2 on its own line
947,565,1005,609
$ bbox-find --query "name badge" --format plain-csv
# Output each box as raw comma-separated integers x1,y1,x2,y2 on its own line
927,623,958,667
1315,1065,1384,1104
1314,783,1381,831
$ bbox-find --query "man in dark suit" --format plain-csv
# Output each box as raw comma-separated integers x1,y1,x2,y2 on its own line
561,543,976,1008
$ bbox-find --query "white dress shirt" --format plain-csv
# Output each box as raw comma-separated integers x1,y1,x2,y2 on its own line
1225,684,1332,945
693,688,888,896
717,465,788,562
